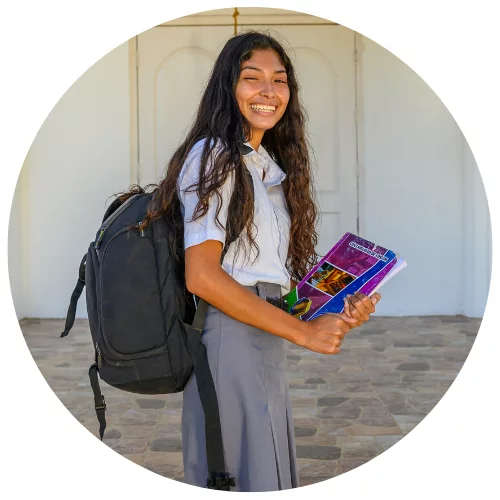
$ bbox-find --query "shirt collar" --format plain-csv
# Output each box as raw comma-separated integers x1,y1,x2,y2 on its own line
242,141,286,187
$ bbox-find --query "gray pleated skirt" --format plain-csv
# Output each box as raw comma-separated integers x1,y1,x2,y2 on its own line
181,282,299,492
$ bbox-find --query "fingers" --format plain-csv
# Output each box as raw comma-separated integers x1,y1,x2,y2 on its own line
354,291,375,313
335,311,358,327
334,315,355,338
306,314,357,354
325,335,342,354
325,345,341,355
344,297,366,322
343,298,353,317
371,292,381,305
304,334,342,355
345,292,375,321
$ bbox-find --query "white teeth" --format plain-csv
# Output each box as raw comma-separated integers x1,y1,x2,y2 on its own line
250,104,276,112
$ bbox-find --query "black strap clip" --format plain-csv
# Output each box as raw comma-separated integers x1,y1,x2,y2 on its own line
207,473,236,491
94,395,106,412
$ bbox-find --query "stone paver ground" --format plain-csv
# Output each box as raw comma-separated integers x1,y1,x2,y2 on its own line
20,315,480,488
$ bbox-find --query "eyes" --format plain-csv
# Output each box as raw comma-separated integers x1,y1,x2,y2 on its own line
243,76,288,85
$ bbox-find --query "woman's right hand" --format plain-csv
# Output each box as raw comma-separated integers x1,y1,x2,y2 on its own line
297,313,358,354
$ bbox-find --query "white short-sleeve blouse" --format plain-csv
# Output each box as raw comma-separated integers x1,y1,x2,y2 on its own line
177,139,291,295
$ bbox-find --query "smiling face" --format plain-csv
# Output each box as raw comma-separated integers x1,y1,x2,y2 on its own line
235,49,290,150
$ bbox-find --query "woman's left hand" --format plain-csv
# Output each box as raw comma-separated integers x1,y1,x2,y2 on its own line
343,292,381,327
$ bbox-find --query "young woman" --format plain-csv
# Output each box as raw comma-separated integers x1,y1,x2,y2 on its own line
144,31,380,492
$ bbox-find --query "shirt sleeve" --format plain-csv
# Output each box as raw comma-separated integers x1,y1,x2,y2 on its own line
178,144,235,250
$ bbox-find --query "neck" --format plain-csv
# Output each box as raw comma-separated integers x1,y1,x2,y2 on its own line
248,130,264,151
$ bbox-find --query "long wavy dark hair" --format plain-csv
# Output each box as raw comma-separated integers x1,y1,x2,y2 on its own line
126,30,319,283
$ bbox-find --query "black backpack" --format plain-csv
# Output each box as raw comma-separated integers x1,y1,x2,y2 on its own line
60,190,235,490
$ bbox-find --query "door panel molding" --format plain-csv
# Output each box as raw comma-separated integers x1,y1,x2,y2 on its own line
135,24,358,255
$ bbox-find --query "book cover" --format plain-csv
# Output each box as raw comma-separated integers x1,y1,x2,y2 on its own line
283,232,405,321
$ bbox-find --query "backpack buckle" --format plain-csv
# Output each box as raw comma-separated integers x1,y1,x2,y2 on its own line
95,395,106,411
207,473,236,490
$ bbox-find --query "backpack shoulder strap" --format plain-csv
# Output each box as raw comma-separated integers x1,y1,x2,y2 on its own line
188,150,255,490
88,363,107,440
194,340,235,490
60,253,87,338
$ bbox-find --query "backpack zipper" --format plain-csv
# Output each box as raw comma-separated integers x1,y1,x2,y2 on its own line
95,226,108,250
94,339,136,367
101,194,142,228
95,194,142,252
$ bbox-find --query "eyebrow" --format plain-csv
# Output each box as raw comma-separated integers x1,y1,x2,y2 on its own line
241,65,287,74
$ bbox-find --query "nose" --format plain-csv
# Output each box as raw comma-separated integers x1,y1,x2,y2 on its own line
259,79,275,98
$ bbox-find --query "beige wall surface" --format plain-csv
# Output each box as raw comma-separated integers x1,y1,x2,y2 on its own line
9,42,131,319
8,20,490,319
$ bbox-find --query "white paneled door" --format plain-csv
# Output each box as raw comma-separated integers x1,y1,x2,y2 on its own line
137,25,357,255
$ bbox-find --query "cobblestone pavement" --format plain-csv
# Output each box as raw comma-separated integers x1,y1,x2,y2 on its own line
20,315,480,488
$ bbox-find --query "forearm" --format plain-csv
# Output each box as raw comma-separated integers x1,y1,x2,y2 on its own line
189,267,307,346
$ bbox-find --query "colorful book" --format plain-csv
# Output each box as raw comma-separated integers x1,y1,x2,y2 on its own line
283,232,407,321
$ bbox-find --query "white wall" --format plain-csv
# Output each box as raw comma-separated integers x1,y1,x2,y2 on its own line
359,36,490,317
9,41,131,319
8,163,28,318
462,138,491,317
